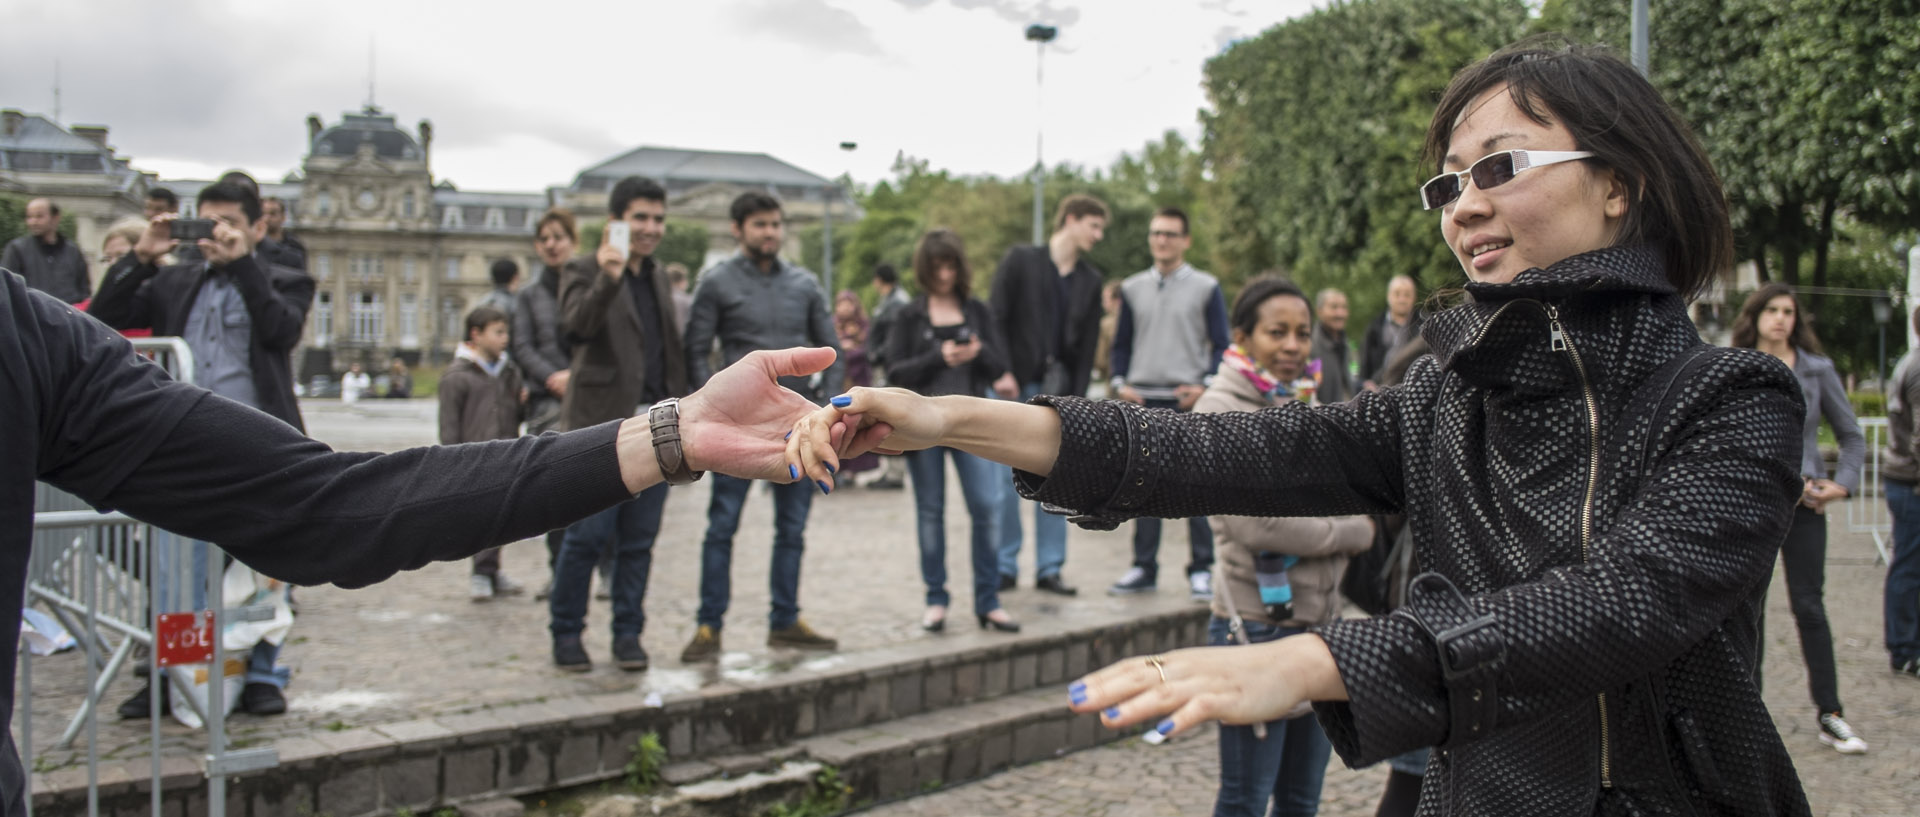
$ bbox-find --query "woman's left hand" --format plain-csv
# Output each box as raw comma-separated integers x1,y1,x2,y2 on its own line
1801,478,1849,514
1067,634,1348,738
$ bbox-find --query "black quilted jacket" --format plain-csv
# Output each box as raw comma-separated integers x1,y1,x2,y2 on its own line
1019,246,1811,816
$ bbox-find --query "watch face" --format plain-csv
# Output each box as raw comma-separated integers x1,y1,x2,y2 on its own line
357,189,377,211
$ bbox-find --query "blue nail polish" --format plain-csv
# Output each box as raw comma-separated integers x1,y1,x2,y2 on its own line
817,480,831,494
789,464,799,480
1069,685,1087,705
1069,681,1086,696
785,430,792,440
830,395,852,408
1156,719,1175,736
823,461,836,475
1103,707,1121,720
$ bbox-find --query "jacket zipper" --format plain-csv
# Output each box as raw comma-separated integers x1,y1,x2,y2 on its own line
1547,304,1612,790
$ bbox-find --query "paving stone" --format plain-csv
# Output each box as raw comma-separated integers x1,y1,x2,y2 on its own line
315,764,378,817
710,753,774,777
459,797,527,817
376,753,440,813
661,759,719,786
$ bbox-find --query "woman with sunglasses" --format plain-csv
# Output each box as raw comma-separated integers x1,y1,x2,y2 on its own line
791,37,1808,814
1729,283,1868,755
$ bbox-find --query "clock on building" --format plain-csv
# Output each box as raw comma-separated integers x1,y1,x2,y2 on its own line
356,189,378,212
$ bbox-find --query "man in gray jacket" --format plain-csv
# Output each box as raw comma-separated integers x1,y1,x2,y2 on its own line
680,192,842,662
1,198,89,303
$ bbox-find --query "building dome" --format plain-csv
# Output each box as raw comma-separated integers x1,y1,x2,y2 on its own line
310,107,423,162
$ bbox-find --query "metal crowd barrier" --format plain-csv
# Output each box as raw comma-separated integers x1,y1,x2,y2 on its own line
22,337,277,817
1847,417,1894,566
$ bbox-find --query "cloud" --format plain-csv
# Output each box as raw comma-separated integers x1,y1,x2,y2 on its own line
909,0,1082,27
733,0,887,57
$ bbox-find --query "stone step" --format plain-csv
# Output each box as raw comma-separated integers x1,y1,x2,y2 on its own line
547,686,1137,817
35,604,1208,816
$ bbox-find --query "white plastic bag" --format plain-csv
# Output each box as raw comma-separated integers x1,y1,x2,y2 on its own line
166,563,295,728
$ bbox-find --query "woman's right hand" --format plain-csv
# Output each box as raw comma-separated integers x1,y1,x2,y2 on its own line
787,387,950,484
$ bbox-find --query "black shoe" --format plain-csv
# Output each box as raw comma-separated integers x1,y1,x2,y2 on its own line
240,682,287,715
998,574,1017,592
612,636,649,672
978,613,1021,633
921,607,947,633
1895,657,1920,679
118,678,170,720
554,635,592,673
1035,574,1078,596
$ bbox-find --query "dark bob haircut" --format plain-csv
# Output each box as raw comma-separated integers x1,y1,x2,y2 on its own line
911,229,971,297
1230,274,1312,336
1423,36,1732,300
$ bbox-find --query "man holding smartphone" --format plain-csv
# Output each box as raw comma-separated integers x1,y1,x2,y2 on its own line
88,175,314,716
548,176,688,672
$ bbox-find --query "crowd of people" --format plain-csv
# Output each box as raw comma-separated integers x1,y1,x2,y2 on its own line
8,33,1918,817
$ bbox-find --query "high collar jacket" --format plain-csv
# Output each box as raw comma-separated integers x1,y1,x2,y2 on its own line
1020,246,1809,816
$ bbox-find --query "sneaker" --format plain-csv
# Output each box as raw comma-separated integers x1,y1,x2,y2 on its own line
998,574,1018,592
469,574,494,602
681,625,721,663
612,636,649,672
240,682,287,715
492,573,525,597
1108,567,1155,595
553,635,591,672
117,678,170,720
767,620,838,651
1817,712,1867,754
1895,657,1920,679
1188,571,1214,602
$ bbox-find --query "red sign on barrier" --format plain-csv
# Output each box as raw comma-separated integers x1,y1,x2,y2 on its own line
155,611,214,667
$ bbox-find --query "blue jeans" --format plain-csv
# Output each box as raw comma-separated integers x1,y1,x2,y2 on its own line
995,382,1067,580
1886,478,1920,665
906,447,1004,615
150,531,289,688
698,474,812,630
549,483,669,640
1208,617,1330,817
1131,397,1213,581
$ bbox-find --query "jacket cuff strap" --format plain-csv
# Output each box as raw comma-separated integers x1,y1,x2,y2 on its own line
1390,572,1503,745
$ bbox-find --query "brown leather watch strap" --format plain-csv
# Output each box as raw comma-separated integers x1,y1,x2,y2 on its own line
647,398,704,486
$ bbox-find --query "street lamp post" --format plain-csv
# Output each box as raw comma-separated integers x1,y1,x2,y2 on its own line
821,141,858,295
1026,23,1058,246
1874,293,1893,389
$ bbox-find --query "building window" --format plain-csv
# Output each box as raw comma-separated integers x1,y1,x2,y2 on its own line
484,207,505,230
441,296,462,342
316,190,332,216
314,292,333,346
316,254,331,280
444,258,461,281
442,206,463,229
351,292,384,343
403,190,416,218
402,258,416,285
399,292,419,348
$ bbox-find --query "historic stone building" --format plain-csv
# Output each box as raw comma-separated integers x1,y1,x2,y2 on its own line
4,103,852,377
0,109,157,261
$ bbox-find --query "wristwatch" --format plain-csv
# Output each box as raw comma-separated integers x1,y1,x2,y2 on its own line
647,398,704,486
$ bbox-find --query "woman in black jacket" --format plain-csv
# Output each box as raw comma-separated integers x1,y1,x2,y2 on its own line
887,230,1020,633
792,39,1809,815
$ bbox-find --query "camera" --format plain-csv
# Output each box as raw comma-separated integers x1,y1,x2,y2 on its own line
169,219,216,242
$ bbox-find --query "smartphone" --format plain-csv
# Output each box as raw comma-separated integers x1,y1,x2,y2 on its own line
605,221,631,262
953,326,974,344
169,219,216,242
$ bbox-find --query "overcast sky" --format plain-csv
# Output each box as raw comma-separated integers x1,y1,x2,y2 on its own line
1,0,1321,192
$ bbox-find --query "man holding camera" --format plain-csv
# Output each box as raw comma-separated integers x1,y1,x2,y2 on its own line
88,175,314,716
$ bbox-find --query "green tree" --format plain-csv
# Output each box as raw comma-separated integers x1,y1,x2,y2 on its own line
658,221,710,277
1200,0,1531,321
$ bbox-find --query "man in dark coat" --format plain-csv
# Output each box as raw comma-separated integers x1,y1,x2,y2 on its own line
1,198,90,304
549,176,688,673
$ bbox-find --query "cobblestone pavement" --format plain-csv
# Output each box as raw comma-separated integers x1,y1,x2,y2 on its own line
21,398,1189,763
866,504,1920,817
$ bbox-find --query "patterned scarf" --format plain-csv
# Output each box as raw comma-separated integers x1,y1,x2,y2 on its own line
1221,344,1318,404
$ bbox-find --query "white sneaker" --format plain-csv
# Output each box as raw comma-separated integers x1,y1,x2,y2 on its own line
1108,567,1155,595
1188,571,1214,602
469,574,494,602
492,573,525,597
1817,712,1867,754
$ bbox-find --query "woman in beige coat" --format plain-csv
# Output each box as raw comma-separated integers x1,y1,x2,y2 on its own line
1192,276,1375,817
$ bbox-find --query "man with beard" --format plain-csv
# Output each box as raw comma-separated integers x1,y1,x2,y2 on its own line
680,192,843,662
1309,288,1355,404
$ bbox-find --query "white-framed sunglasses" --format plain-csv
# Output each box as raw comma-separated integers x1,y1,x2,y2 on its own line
1419,149,1595,211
